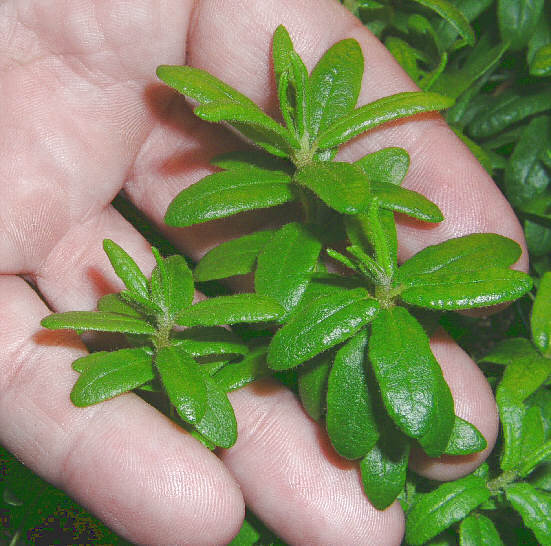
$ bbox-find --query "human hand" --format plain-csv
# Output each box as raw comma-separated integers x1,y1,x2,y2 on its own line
0,1,527,544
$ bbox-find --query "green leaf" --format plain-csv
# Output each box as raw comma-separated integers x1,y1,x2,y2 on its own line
177,294,284,327
469,91,551,139
164,167,294,227
395,233,523,281
316,91,454,150
294,162,371,214
155,346,207,424
97,293,143,318
70,348,154,406
405,475,491,545
480,337,536,365
531,44,551,77
150,252,194,317
369,307,444,438
213,345,271,392
398,267,533,310
459,514,504,546
384,36,425,82
506,483,551,545
504,115,551,207
530,462,551,491
194,102,296,157
532,272,551,357
445,416,487,456
498,398,527,471
194,230,274,282
354,147,410,186
156,64,255,107
497,353,551,404
417,371,455,457
210,150,293,173
195,374,237,448
521,439,551,477
267,288,380,371
41,311,156,335
371,180,443,222
102,239,150,300
431,36,507,99
326,331,379,460
360,427,410,510
307,38,364,139
409,0,475,46
255,223,321,320
273,25,296,87
297,353,332,422
498,0,545,51
172,327,249,358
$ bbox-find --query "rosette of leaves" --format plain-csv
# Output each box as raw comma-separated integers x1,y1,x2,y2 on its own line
156,25,452,294
40,240,284,449
266,193,533,509
403,273,551,545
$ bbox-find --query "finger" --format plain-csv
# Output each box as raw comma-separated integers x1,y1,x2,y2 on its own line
409,329,499,481
2,268,244,543
124,0,526,271
220,380,405,545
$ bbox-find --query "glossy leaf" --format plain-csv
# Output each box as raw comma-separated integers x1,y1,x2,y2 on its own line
395,233,522,281
164,167,294,227
71,348,154,406
506,483,551,544
272,24,296,87
103,239,149,300
155,346,207,424
172,327,248,358
532,272,551,357
498,398,526,471
360,427,410,510
469,90,551,139
297,353,332,422
405,475,491,545
385,37,425,82
307,38,363,139
97,293,142,318
398,267,532,310
370,180,443,222
195,374,237,449
213,345,271,392
150,253,194,317
459,514,504,546
445,416,487,456
354,147,410,186
294,162,371,215
177,294,284,327
417,370,455,457
268,288,380,370
369,307,443,438
255,223,321,320
316,92,454,150
498,0,545,51
194,102,296,157
194,230,274,282
326,332,379,460
504,115,551,207
41,311,155,335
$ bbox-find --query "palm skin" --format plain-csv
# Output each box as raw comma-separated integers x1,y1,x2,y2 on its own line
0,1,527,544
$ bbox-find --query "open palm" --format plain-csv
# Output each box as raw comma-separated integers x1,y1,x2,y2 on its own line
0,1,527,544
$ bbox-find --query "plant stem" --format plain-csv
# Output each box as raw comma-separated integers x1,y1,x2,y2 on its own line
487,469,518,494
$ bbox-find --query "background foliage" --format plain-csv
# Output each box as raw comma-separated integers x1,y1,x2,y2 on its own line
2,0,550,544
